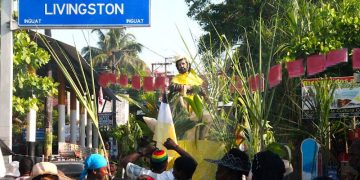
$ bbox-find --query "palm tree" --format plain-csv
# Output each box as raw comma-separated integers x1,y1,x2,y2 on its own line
81,29,149,75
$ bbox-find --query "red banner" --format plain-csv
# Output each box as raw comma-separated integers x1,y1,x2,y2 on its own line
307,54,326,76
249,74,264,92
143,76,155,92
353,48,360,69
117,74,128,87
268,64,282,88
132,75,141,91
230,76,243,93
286,59,305,78
155,76,167,90
326,48,348,67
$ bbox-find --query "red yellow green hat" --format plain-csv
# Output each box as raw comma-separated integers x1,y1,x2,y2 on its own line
151,150,168,163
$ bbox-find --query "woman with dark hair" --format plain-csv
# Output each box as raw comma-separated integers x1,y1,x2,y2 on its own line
251,150,285,180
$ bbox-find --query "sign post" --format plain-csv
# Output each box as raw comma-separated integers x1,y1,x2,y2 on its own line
18,0,150,27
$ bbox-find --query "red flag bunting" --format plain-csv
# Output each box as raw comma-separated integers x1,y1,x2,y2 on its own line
286,59,305,78
98,73,108,87
155,76,167,90
248,74,264,92
143,76,155,92
132,75,141,91
307,54,326,76
326,48,348,67
118,74,128,87
230,76,243,93
268,64,282,88
352,48,360,70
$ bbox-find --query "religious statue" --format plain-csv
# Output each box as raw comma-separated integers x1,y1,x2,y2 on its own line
168,56,205,103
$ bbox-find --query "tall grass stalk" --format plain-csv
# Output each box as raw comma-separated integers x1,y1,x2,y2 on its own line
176,10,286,156
36,32,108,159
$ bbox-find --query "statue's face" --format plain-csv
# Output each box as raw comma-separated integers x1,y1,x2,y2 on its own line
176,59,189,74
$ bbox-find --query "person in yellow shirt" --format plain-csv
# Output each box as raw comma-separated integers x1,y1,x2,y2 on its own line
168,56,205,107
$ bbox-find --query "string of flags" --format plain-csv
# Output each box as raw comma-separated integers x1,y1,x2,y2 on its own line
98,48,360,92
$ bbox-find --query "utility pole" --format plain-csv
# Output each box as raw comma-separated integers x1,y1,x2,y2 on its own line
151,57,175,76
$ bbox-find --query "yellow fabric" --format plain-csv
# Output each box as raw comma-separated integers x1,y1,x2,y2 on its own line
174,140,226,180
154,121,178,156
171,70,203,86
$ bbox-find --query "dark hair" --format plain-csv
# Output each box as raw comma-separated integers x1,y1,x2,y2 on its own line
150,161,167,172
19,157,33,175
32,174,59,180
174,156,197,179
175,59,191,73
252,150,285,180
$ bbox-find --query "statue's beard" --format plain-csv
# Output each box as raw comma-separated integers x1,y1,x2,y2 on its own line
178,67,188,74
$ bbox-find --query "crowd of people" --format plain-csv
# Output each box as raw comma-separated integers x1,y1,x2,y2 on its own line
2,138,359,179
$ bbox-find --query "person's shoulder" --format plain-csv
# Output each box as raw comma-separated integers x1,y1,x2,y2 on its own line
157,169,174,179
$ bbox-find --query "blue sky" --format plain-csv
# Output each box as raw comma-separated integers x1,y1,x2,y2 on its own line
50,0,203,74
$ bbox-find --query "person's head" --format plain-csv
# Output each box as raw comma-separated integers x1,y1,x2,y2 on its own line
109,161,117,176
150,149,168,173
173,156,197,180
175,56,191,74
31,162,59,180
80,153,108,180
349,140,360,172
19,157,33,176
205,148,251,180
251,150,285,180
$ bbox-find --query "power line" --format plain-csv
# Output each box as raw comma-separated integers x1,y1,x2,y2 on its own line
140,44,166,59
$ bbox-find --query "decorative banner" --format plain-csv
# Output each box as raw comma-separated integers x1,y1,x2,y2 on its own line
98,72,110,87
98,72,116,87
302,76,360,118
307,54,326,76
131,75,141,90
248,74,264,92
352,48,360,69
326,48,348,67
118,74,128,87
155,76,167,90
286,58,305,78
230,76,243,93
268,64,282,88
143,76,155,92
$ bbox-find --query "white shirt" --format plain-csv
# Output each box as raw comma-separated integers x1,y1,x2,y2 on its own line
126,162,174,180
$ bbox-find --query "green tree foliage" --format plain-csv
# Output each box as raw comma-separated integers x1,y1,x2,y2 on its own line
81,29,149,75
185,0,280,54
187,0,360,73
13,30,58,117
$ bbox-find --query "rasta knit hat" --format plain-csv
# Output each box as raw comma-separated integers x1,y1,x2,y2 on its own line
151,150,168,163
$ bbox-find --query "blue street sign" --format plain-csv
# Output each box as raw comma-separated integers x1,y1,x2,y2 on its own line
18,0,150,27
22,129,45,142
